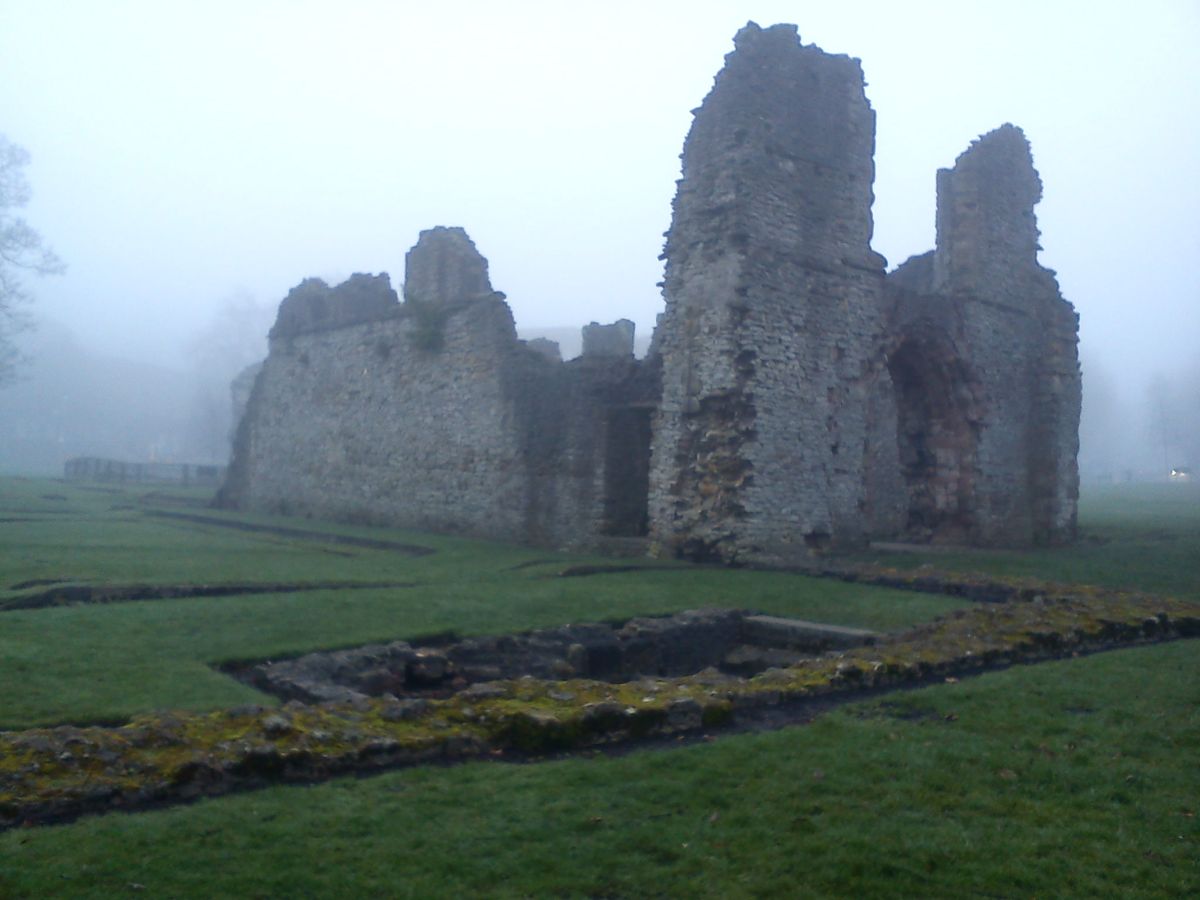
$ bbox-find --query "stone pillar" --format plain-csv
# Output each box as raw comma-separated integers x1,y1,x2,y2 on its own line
648,23,888,563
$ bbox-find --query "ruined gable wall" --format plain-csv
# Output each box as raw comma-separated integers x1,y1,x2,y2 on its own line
936,125,1079,545
885,125,1080,545
649,23,888,563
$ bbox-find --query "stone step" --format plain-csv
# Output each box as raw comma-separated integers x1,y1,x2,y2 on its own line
740,615,878,651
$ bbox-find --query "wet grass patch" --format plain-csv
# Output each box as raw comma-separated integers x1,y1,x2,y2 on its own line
0,479,963,729
2,579,419,611
1,477,1197,896
852,481,1200,599
2,641,1195,898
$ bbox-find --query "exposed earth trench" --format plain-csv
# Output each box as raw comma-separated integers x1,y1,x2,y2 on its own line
142,510,437,556
3,553,1117,614
2,580,420,611
1,572,1198,832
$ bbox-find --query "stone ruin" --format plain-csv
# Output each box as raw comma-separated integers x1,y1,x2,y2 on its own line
238,609,879,706
218,23,1081,564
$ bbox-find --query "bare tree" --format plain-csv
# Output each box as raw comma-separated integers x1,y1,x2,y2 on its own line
1,134,64,383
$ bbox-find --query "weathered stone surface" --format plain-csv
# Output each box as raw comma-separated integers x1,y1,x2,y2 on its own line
740,615,879,651
581,319,635,358
883,124,1080,546
403,226,493,305
237,608,879,704
524,337,562,362
650,22,890,563
6,588,1195,830
647,23,1079,561
270,273,399,338
219,240,660,546
220,22,1080,561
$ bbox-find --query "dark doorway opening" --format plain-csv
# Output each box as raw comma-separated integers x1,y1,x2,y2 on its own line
602,406,652,536
888,339,979,542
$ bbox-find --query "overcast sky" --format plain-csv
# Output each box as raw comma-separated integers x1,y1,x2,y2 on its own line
2,0,1197,397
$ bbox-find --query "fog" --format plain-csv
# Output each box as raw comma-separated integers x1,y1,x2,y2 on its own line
1,0,1197,478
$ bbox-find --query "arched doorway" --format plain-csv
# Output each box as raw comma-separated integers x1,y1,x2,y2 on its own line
887,337,981,542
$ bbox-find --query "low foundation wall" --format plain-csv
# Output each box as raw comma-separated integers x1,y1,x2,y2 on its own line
64,457,226,487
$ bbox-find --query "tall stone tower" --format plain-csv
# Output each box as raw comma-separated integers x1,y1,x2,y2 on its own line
648,23,889,562
880,125,1081,547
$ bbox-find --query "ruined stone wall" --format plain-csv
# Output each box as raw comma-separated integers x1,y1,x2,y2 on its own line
649,23,889,563
222,285,528,537
65,457,225,486
219,231,658,547
220,24,1080,560
936,126,1079,544
649,28,1078,560
884,126,1080,545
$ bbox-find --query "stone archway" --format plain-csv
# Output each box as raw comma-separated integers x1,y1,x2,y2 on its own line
887,337,981,542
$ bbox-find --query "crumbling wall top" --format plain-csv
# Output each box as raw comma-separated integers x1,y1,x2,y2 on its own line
933,124,1044,294
665,20,882,278
525,337,563,363
581,319,635,359
403,226,494,305
269,273,399,339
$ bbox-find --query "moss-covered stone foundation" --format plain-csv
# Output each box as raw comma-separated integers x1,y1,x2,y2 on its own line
2,583,1197,830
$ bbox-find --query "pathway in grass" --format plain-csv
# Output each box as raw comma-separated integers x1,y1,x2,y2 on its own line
0,479,965,729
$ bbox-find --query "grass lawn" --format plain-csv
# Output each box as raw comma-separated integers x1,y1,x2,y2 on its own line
1,476,1197,897
2,641,1195,898
852,481,1200,600
0,479,962,730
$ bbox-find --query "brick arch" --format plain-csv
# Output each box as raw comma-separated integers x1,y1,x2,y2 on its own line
887,333,983,543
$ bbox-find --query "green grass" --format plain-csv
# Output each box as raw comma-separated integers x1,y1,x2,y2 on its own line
853,482,1200,599
0,479,962,729
0,476,1197,897
2,641,1195,898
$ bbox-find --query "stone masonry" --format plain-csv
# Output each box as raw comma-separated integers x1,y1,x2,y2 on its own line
649,23,889,562
219,22,1081,563
883,125,1081,546
219,228,659,546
